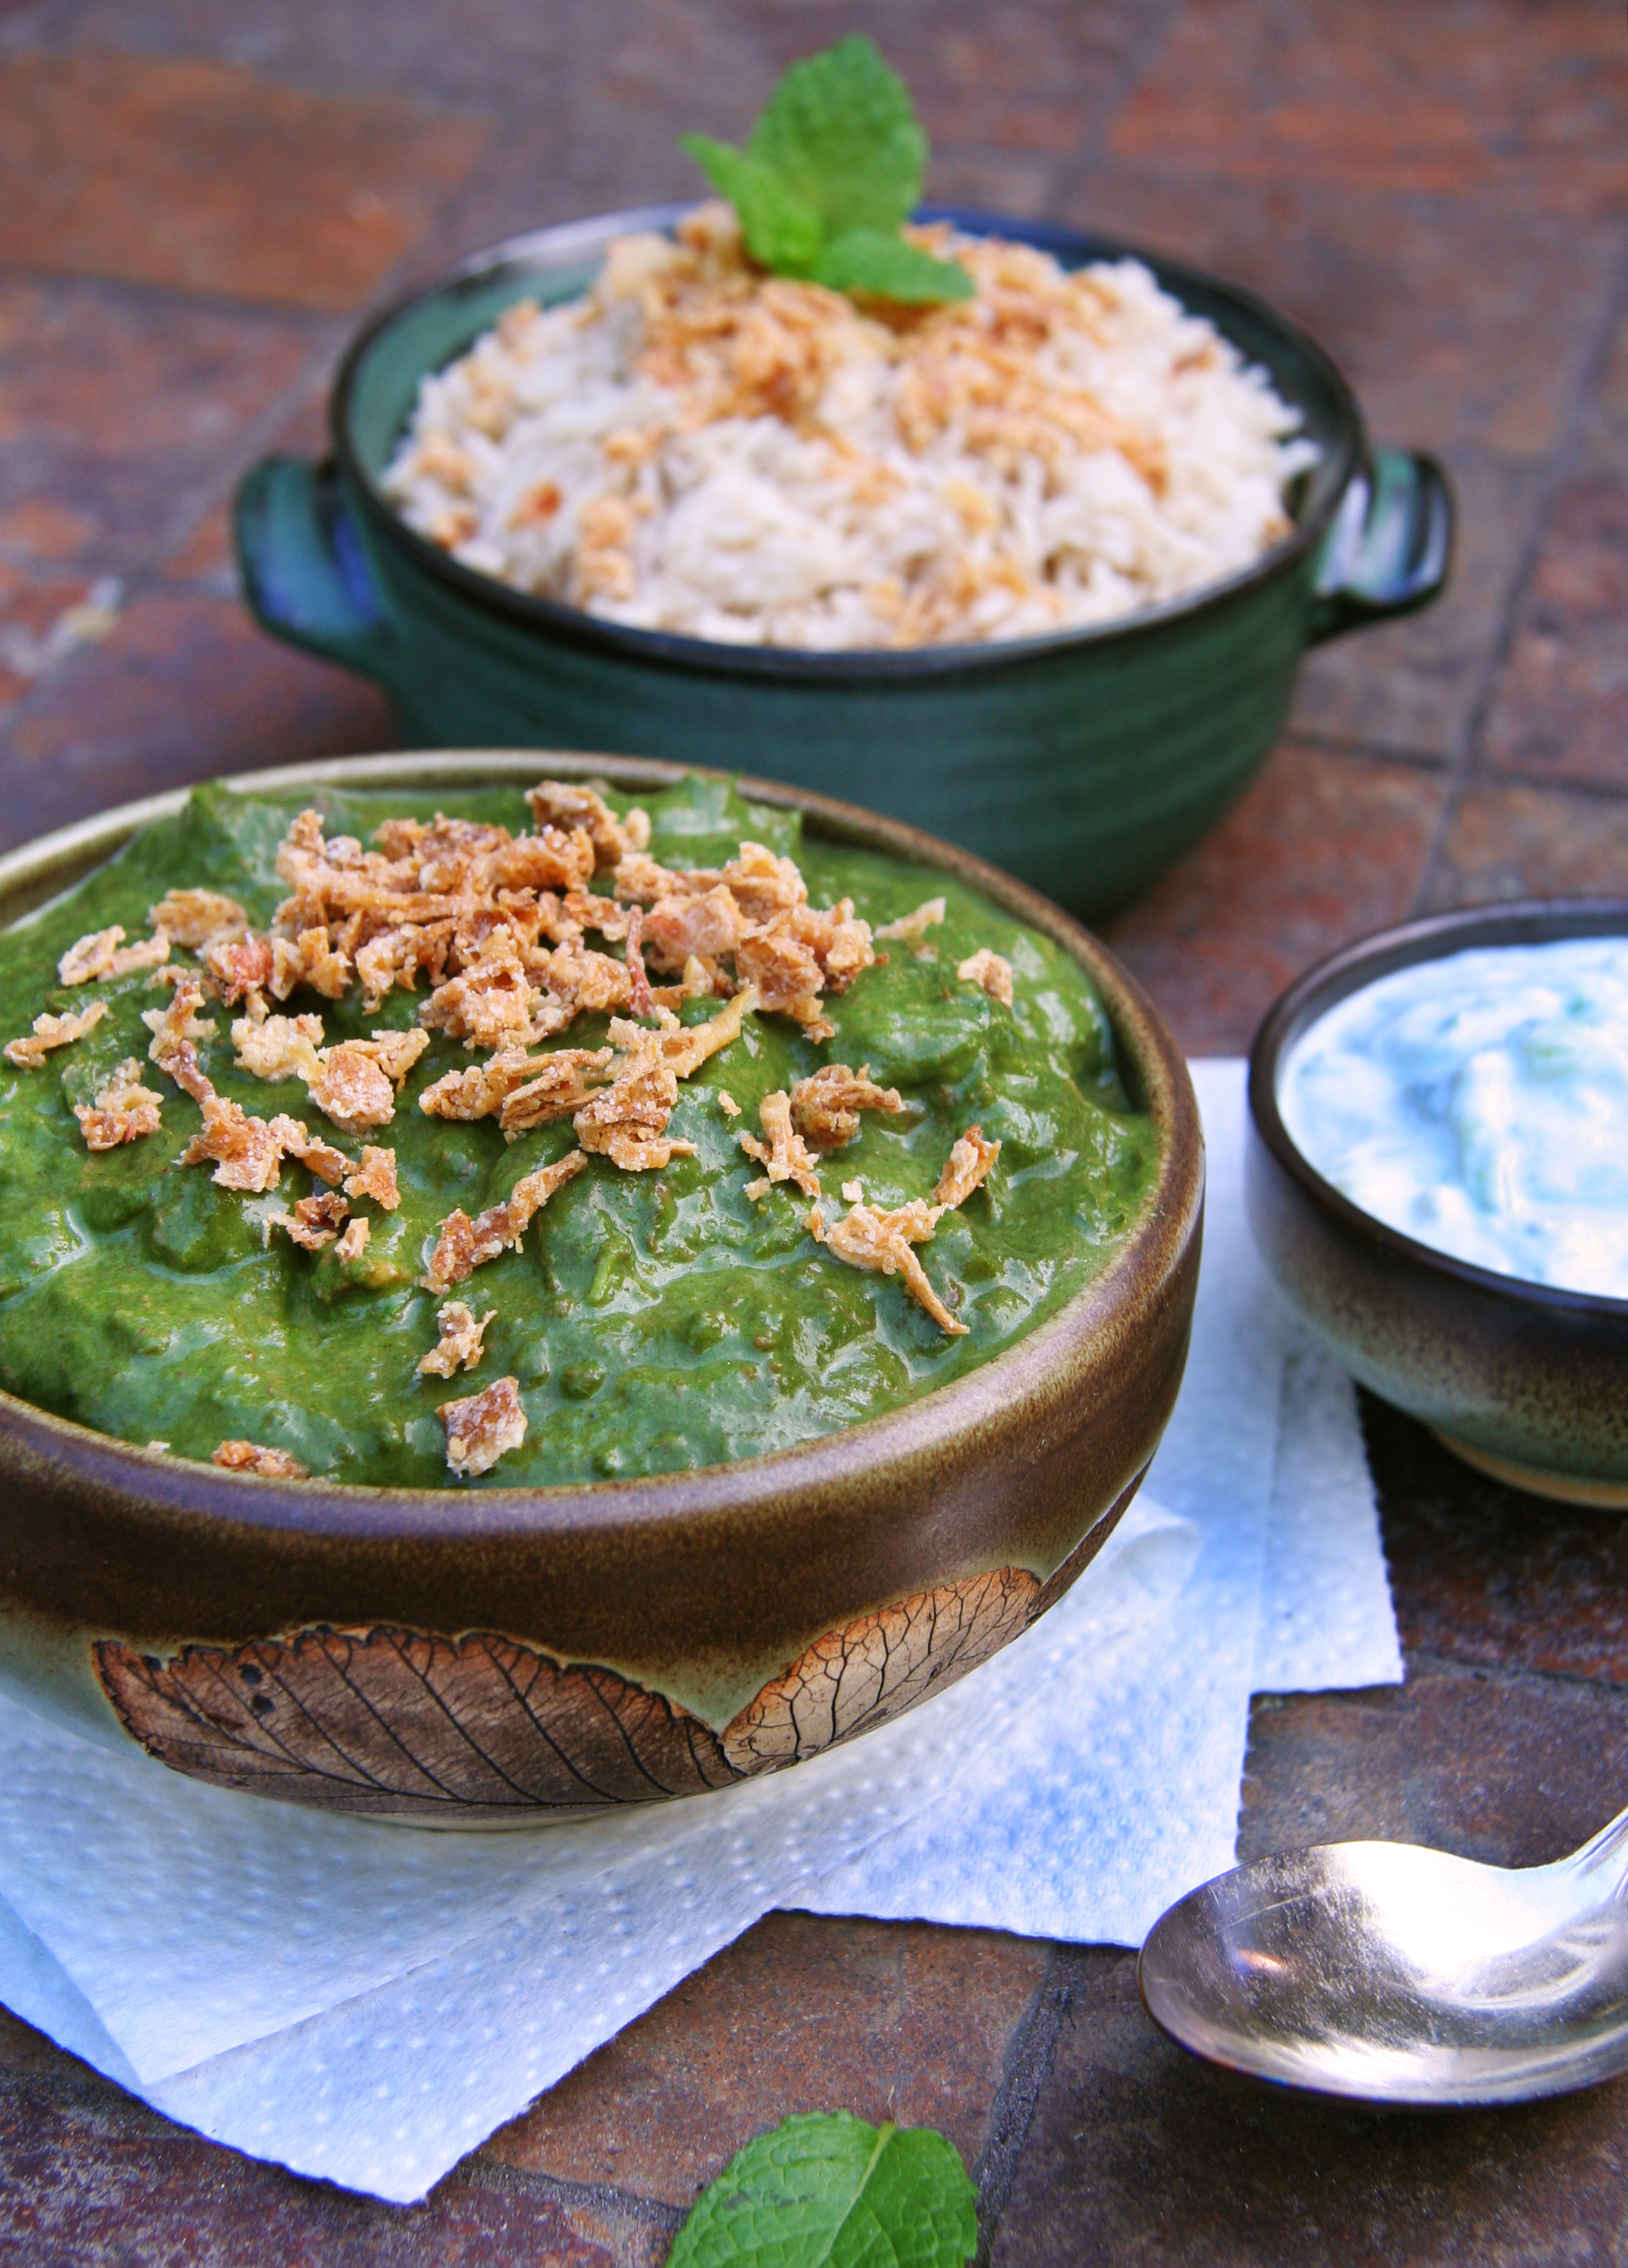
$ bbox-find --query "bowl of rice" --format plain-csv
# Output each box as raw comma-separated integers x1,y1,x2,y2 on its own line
236,202,1450,918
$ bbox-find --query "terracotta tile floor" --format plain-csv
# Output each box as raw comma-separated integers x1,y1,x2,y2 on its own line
1,3,1626,2260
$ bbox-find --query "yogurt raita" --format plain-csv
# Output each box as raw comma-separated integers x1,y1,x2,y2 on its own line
1279,937,1628,1299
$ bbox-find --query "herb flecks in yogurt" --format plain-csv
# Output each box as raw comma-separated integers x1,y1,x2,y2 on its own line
1280,938,1628,1299
0,772,1158,1485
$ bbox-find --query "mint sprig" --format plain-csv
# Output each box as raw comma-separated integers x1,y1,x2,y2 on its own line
679,38,973,306
667,2111,977,2268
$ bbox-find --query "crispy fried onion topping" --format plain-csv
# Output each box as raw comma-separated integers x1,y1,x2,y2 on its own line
266,1115,348,1186
934,1124,1001,1209
418,1300,495,1378
806,1125,1002,1334
113,789,872,1157
344,1145,400,1211
423,1149,587,1294
475,986,757,1165
335,1216,370,1264
181,1095,286,1193
789,1062,904,1150
873,897,946,952
230,1001,427,1132
957,947,1014,1007
149,890,246,949
267,1190,351,1250
5,1000,107,1069
74,1058,163,1150
58,925,171,987
739,1088,822,1200
440,1373,526,1478
211,1439,309,1479
809,1196,966,1336
525,781,649,869
139,977,403,1209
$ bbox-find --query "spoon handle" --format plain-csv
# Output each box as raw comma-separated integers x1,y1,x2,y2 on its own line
1569,1802,1628,1899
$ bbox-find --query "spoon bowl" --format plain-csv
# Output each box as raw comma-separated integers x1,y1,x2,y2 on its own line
1138,1808,1628,2105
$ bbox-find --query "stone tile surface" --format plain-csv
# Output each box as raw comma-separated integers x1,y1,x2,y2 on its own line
0,591,397,844
0,559,114,715
1426,779,1628,907
0,50,491,309
995,1657,1628,2265
1483,475,1628,793
1106,0,1628,216
156,385,330,592
994,1946,1628,2268
485,1910,1051,2211
1241,1657,1628,1874
0,275,326,576
1365,1397,1628,1690
1291,448,1550,765
1104,740,1444,1055
0,2074,626,2266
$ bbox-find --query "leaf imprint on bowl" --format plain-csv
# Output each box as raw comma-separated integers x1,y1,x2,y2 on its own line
90,1469,1144,1815
720,1566,1039,1772
93,1627,742,1816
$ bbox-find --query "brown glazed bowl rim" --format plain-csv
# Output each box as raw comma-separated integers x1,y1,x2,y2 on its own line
1248,898,1628,1321
331,201,1362,684
0,748,1205,1546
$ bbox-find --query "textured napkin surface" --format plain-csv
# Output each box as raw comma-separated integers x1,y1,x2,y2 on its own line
0,1059,1400,2201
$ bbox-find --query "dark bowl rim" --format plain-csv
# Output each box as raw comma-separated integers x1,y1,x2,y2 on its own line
0,746,1205,1543
1247,898,1628,1321
329,199,1365,684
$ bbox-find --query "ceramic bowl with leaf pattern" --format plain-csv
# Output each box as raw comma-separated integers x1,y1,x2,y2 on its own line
0,751,1202,1825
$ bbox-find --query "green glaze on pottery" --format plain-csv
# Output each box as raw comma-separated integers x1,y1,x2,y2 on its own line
234,207,1453,920
0,771,1158,1487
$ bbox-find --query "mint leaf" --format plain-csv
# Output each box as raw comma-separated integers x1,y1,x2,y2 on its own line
677,133,822,277
667,2112,977,2268
747,37,925,243
679,40,969,306
816,227,973,306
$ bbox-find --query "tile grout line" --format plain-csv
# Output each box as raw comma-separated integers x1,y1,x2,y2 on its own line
1401,1645,1628,1710
969,1958,1075,2266
0,259,351,329
1411,211,1628,913
1283,728,1452,776
458,2148,686,2238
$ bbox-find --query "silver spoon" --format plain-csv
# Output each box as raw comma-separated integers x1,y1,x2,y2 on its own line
1137,1805,1628,2105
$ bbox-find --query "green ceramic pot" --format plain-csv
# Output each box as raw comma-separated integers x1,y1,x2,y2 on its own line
0,750,1203,1825
1248,902,1628,1508
234,205,1452,920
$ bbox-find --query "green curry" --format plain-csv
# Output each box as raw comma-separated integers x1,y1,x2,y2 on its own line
0,774,1159,1487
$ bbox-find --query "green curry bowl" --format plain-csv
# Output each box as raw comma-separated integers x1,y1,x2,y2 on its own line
0,751,1202,1826
234,206,1451,920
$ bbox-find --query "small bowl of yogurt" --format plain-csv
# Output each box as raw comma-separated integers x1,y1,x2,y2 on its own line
1247,902,1628,1507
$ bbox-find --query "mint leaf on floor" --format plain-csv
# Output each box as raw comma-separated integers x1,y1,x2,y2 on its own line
679,38,969,306
667,2110,977,2268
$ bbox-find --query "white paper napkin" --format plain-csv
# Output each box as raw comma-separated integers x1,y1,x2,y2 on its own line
0,1060,1400,2201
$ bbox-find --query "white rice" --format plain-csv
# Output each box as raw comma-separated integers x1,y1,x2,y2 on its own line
384,215,1318,650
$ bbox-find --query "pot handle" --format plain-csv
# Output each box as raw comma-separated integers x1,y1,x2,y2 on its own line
1307,448,1453,646
233,456,397,681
